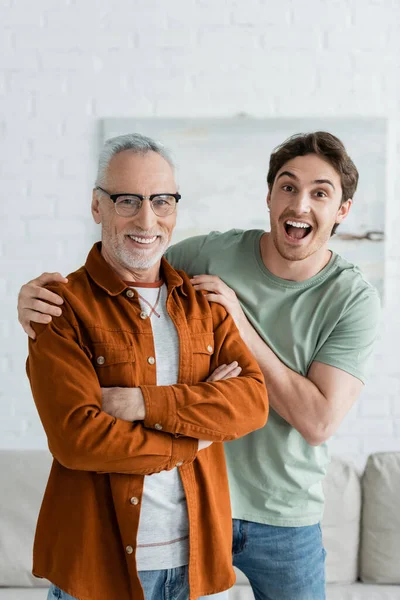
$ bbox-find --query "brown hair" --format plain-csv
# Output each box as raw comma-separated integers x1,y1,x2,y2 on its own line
267,131,359,234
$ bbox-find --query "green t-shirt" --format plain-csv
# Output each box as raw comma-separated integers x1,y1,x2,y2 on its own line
165,229,380,526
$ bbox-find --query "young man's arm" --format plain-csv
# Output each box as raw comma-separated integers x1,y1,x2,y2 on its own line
190,274,380,446
232,323,363,446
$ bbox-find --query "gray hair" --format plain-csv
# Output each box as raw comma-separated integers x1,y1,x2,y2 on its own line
95,133,176,186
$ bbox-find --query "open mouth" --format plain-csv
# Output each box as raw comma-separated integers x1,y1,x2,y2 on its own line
284,220,313,241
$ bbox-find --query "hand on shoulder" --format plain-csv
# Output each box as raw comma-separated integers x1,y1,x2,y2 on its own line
17,272,68,339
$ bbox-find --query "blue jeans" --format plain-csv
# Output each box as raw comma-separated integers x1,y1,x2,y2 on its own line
47,566,229,599
232,519,326,600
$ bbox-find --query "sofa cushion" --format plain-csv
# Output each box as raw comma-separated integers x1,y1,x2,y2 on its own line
0,589,49,599
321,457,361,584
326,583,400,600
360,452,400,584
0,450,52,587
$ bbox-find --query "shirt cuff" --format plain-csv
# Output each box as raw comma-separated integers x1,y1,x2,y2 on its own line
169,436,198,469
140,385,178,434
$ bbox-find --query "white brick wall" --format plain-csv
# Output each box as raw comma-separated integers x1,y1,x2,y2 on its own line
1,0,399,455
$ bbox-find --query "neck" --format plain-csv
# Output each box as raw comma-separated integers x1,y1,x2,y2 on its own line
261,232,332,282
101,246,161,283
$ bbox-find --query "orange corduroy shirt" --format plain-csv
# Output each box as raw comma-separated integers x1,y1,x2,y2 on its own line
27,242,269,600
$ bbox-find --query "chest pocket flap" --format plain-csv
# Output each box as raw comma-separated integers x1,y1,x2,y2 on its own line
191,332,215,356
92,344,135,367
190,332,215,382
92,343,135,388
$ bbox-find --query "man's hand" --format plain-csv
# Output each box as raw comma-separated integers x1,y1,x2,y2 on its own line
18,272,68,339
102,387,146,421
206,361,242,381
190,275,247,332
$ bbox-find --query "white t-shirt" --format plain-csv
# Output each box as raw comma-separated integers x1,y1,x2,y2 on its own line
132,282,189,571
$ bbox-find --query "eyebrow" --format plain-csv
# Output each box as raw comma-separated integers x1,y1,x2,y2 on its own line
277,171,336,190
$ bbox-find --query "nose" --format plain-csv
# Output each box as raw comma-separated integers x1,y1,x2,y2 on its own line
134,199,157,230
292,189,311,214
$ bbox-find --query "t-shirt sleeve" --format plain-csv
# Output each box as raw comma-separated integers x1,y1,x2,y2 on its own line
165,233,212,275
312,289,381,383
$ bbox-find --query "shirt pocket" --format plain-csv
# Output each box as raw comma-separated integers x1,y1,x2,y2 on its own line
92,343,136,387
190,332,215,383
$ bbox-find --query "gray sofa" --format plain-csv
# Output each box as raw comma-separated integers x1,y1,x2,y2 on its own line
1,450,400,599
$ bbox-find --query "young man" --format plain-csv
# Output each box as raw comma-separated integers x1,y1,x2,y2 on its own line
24,134,269,600
19,131,380,600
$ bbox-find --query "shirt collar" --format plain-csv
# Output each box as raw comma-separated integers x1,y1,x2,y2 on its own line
85,242,186,297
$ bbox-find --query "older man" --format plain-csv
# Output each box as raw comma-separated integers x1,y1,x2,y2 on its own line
26,133,268,600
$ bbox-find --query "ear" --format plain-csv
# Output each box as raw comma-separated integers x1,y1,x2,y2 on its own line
335,198,352,225
91,189,102,224
266,190,271,211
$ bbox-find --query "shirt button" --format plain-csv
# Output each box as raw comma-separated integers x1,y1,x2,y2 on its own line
207,345,213,353
155,423,163,431
96,356,105,365
130,496,139,505
147,356,155,365
176,461,183,467
140,311,148,320
126,289,134,298
126,545,134,555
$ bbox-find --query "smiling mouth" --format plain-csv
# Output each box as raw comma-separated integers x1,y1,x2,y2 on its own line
127,234,159,245
284,220,313,240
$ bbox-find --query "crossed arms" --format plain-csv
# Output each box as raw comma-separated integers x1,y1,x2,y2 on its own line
26,283,268,475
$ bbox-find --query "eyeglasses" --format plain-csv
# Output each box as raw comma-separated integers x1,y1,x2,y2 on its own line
96,186,181,218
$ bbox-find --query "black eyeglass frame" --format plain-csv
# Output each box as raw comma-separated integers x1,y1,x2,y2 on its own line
96,186,181,216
